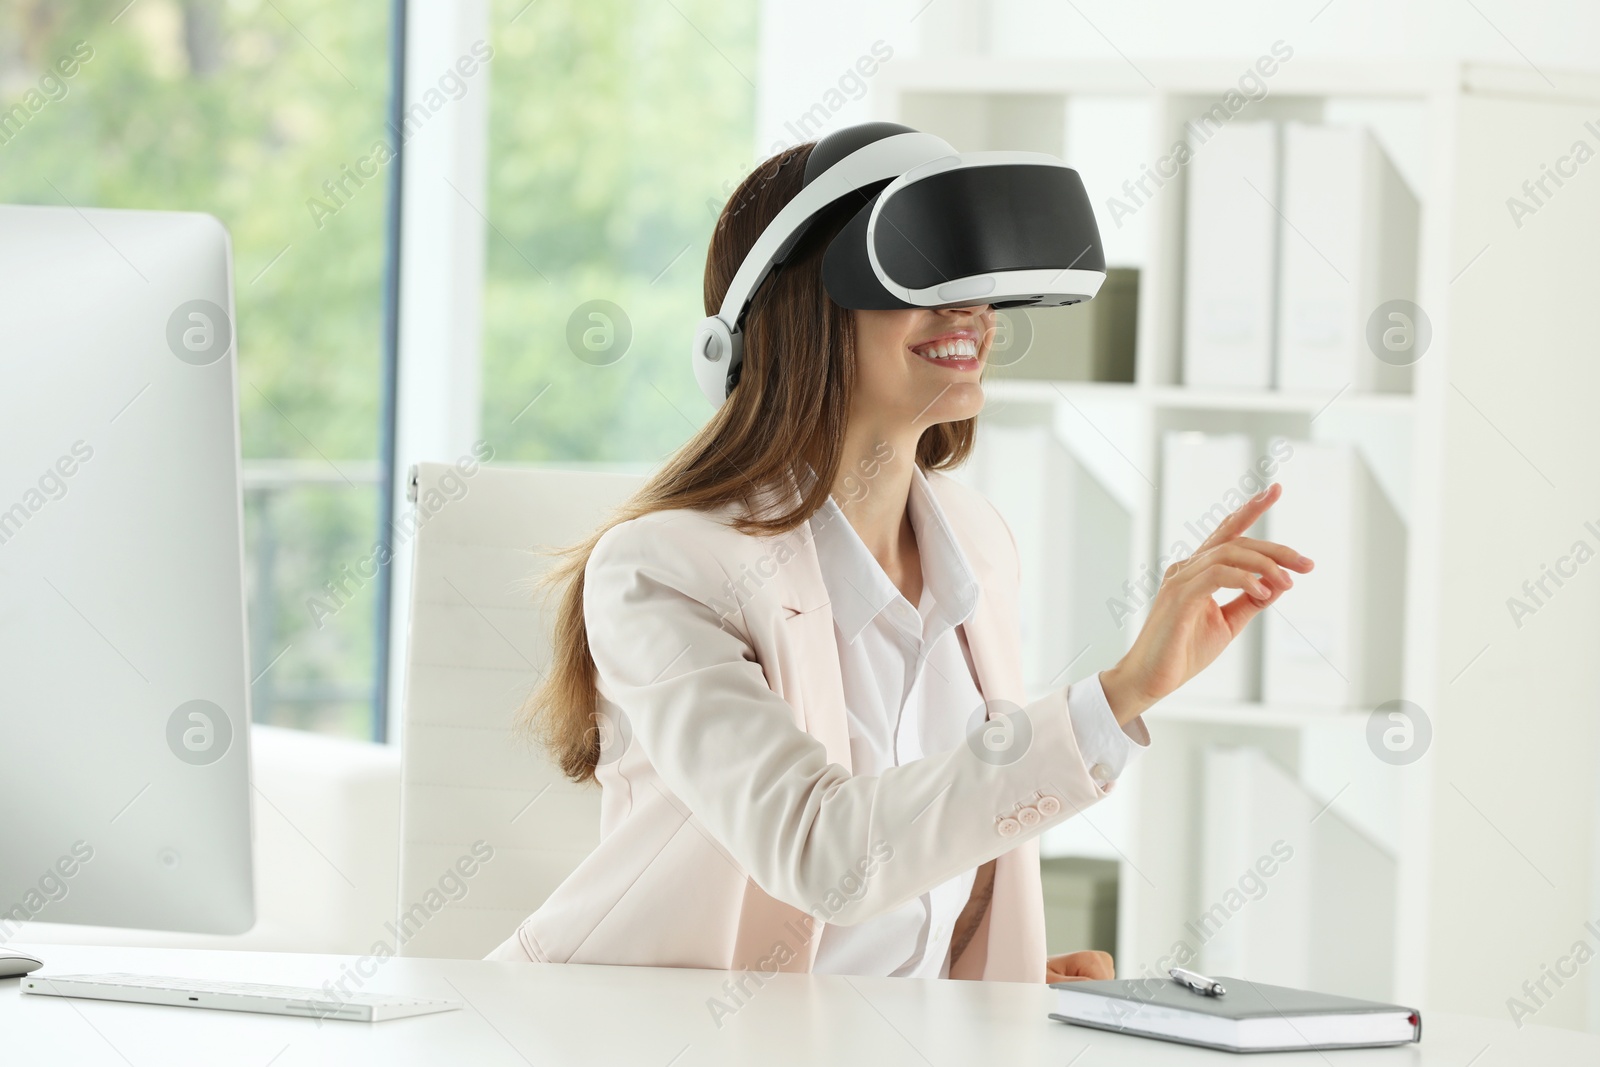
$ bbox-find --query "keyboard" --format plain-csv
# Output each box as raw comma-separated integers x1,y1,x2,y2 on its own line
21,972,461,1022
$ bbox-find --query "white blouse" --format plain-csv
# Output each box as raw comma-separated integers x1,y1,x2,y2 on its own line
808,466,1147,979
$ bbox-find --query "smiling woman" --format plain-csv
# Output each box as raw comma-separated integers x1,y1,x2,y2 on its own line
488,125,1313,983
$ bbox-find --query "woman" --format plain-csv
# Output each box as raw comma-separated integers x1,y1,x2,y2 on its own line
486,138,1312,984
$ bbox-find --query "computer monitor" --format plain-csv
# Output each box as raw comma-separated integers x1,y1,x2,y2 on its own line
0,204,254,938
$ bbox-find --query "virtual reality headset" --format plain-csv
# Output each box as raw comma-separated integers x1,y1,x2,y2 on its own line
691,120,1107,408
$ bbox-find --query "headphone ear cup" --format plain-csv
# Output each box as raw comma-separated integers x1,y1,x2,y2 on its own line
691,316,736,408
821,193,918,311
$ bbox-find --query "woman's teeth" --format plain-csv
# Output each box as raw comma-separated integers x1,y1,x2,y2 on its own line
914,338,978,360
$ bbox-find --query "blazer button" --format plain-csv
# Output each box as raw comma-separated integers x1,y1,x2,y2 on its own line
1037,795,1061,817
996,817,1021,838
1017,805,1041,827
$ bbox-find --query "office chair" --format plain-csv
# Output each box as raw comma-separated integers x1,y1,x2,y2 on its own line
396,462,643,958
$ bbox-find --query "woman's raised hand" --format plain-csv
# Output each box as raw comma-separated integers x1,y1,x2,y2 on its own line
1099,483,1313,724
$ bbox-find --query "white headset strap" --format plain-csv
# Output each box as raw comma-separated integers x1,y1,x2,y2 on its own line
714,130,956,331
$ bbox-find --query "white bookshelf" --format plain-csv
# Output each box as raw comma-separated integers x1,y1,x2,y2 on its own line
983,378,1417,416
874,57,1600,1023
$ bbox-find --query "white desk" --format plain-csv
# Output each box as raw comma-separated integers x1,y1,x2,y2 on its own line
5,944,1596,1065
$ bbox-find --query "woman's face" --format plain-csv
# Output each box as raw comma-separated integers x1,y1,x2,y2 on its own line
850,304,996,433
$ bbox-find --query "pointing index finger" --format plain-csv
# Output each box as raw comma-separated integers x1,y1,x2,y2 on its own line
1197,482,1281,555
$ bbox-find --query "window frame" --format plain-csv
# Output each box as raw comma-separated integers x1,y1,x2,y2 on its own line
382,0,494,744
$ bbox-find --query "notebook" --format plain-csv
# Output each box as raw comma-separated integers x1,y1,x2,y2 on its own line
1049,977,1421,1053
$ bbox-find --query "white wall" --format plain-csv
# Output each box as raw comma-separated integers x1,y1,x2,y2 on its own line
1426,86,1600,1034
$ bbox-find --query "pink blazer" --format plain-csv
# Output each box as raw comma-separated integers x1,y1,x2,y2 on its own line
486,471,1111,981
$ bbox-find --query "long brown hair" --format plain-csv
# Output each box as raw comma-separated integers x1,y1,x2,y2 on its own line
524,141,977,783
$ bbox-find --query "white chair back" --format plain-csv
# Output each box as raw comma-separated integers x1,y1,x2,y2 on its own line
396,462,643,958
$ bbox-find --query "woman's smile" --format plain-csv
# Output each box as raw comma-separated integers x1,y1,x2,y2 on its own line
907,327,984,371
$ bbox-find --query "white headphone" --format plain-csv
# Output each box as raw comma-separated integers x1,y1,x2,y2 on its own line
690,130,957,409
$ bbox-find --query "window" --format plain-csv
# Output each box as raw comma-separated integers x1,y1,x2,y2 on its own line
1,0,762,740
0,0,395,738
477,0,760,466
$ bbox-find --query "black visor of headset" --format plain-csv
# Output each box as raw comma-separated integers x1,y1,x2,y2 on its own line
691,121,1107,408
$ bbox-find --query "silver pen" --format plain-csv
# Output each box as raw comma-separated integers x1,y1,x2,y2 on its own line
1169,966,1226,997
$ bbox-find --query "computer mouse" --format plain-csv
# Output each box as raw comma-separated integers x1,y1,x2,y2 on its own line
0,951,43,978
